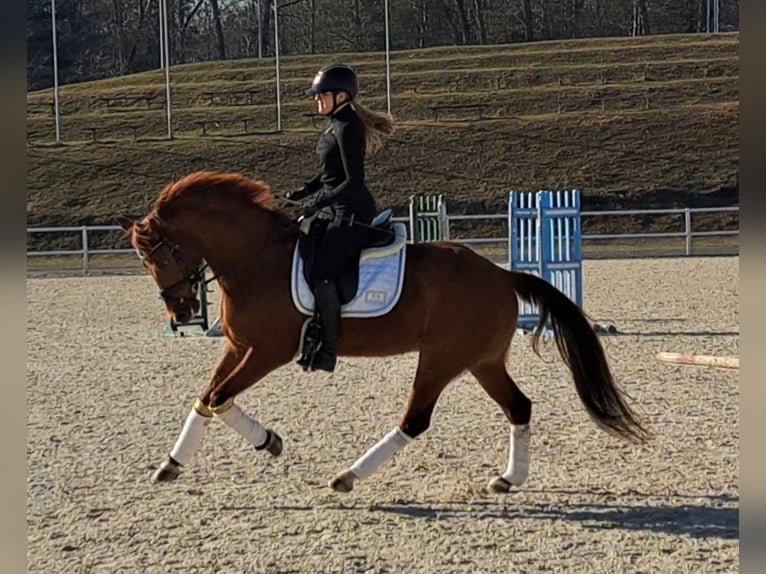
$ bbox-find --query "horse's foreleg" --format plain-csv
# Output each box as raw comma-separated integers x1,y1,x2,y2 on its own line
209,399,283,458
205,345,292,458
329,354,460,493
152,399,214,483
152,342,244,483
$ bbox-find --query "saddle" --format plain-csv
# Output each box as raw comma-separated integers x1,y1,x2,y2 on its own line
291,208,407,368
296,208,401,305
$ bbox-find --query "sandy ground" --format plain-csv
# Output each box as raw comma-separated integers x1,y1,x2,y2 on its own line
27,257,739,574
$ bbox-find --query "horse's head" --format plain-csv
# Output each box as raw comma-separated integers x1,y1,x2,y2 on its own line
119,215,206,325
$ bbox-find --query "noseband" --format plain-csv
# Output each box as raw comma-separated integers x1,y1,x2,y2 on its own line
140,238,214,302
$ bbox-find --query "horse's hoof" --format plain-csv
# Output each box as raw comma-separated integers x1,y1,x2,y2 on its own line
256,430,283,457
328,470,357,493
265,431,283,457
152,459,181,483
487,476,513,493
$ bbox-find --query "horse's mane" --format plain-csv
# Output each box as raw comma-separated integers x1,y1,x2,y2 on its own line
152,171,290,224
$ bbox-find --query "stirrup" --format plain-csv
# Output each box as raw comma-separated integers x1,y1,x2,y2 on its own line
309,347,337,373
297,319,322,372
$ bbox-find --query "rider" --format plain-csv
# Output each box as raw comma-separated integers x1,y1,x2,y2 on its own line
286,63,395,373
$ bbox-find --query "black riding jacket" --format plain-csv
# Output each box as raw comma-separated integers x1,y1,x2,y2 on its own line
304,104,377,223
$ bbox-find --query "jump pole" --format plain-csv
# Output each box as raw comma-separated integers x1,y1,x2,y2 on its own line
656,352,739,370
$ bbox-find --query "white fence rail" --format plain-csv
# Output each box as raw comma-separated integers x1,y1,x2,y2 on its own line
27,206,738,275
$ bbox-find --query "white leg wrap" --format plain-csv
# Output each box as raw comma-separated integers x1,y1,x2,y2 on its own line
169,408,212,466
349,426,413,480
215,402,268,449
501,423,531,486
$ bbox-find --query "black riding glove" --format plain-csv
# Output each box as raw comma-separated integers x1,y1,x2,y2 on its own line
302,201,320,218
285,186,309,201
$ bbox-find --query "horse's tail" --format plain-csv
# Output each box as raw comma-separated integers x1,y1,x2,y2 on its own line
510,271,651,445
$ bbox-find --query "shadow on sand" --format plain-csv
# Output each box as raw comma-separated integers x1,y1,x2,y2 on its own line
220,489,737,541
369,491,738,541
591,317,739,338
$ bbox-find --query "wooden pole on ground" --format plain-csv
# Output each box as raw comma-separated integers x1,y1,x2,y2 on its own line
656,352,739,370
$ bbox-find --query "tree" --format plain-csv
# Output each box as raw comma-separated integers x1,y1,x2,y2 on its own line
632,0,650,36
209,0,227,59
25,0,740,92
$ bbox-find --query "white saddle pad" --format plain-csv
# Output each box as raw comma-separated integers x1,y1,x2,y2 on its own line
291,222,408,318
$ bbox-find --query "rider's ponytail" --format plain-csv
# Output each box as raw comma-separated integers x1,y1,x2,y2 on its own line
351,100,395,155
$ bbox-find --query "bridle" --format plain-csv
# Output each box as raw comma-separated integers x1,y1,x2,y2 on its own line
138,236,215,302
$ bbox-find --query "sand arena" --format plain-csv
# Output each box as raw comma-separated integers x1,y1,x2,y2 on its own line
27,257,738,573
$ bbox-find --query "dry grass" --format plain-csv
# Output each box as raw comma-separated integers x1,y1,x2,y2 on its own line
27,33,739,248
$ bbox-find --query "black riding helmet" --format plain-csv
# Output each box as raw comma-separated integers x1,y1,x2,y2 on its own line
307,64,359,99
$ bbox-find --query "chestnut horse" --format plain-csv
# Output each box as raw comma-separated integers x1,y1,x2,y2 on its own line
120,171,650,494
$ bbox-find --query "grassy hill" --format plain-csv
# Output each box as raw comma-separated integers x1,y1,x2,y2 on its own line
27,33,739,237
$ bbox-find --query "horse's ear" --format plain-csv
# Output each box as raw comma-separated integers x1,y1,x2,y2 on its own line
116,216,134,231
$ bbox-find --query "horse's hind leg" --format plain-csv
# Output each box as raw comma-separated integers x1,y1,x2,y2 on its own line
470,356,533,494
329,353,462,493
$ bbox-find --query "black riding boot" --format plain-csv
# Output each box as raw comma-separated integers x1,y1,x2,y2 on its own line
311,279,341,373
